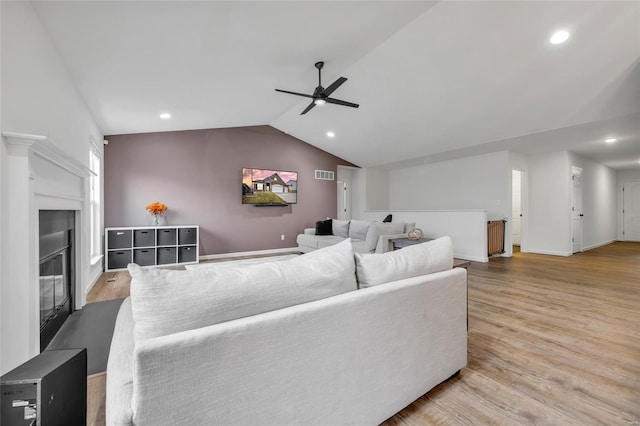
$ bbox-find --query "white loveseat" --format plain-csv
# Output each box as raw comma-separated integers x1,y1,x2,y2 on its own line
106,237,467,426
296,219,415,253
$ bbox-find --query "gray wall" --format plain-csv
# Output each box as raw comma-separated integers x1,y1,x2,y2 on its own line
104,125,355,255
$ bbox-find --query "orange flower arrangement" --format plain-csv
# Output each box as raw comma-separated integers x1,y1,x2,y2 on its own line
146,202,168,215
146,202,168,226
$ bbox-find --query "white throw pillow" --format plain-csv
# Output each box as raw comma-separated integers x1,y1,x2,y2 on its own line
348,220,371,241
363,222,405,252
129,239,357,342
355,236,454,288
332,219,350,238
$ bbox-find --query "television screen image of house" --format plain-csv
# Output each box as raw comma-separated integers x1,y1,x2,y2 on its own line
242,168,298,204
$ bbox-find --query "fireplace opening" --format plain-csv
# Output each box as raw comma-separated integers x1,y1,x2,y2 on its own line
39,210,75,351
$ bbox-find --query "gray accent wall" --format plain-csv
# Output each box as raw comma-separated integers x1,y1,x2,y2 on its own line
104,125,355,255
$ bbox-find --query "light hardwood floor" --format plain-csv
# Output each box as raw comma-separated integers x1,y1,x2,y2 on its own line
87,242,640,425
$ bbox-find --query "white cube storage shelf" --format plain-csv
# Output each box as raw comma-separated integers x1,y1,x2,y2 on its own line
105,225,199,272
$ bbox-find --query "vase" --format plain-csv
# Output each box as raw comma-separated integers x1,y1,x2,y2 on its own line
152,214,165,226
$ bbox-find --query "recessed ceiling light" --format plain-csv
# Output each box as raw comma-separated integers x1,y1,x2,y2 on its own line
604,138,617,143
550,30,570,44
159,113,171,119
326,131,335,138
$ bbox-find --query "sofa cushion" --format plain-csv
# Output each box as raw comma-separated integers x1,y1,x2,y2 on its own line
332,219,350,238
315,219,333,235
129,239,358,342
318,236,349,249
351,240,369,254
297,234,344,249
348,219,371,241
364,222,405,252
355,236,453,288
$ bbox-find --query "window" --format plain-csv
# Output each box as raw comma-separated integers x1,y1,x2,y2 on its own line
89,146,102,262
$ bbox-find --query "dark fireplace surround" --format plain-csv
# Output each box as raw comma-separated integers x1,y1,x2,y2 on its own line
39,210,76,351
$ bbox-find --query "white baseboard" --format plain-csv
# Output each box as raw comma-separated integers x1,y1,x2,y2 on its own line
527,248,572,257
582,240,615,252
200,247,299,261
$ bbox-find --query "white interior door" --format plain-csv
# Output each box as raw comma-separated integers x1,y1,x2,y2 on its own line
623,181,640,241
571,167,583,254
512,170,522,246
337,181,347,220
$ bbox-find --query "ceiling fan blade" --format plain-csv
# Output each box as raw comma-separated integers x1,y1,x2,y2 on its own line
300,101,316,115
321,77,347,97
275,89,314,99
325,97,359,109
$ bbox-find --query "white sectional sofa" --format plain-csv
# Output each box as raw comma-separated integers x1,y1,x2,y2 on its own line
106,237,467,426
296,219,415,253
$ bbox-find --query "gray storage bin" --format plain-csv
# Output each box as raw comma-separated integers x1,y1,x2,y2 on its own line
157,228,177,246
133,248,156,266
178,246,197,263
178,228,197,245
107,230,132,249
157,247,177,265
134,229,155,247
108,250,132,270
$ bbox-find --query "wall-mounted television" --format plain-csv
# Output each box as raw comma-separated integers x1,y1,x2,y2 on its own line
242,168,298,205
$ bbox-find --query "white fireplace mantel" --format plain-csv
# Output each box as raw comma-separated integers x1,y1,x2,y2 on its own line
1,131,92,374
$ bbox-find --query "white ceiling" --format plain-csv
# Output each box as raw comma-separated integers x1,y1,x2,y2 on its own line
32,1,640,170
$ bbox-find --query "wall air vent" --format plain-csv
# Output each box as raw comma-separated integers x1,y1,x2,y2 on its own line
315,170,335,181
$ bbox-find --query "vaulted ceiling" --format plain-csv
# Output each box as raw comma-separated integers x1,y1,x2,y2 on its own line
32,1,640,169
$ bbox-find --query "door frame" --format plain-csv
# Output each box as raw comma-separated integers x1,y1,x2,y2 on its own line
571,166,583,253
510,168,528,254
621,179,640,241
336,180,349,220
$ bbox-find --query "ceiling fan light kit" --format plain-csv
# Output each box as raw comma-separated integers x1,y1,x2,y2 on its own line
276,61,359,115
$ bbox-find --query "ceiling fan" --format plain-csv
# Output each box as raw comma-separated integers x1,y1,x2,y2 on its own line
275,61,359,115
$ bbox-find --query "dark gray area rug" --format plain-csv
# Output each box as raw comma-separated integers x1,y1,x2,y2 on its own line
47,298,125,375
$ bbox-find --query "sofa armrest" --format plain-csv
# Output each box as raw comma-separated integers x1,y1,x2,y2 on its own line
106,298,135,426
375,233,408,253
303,228,316,235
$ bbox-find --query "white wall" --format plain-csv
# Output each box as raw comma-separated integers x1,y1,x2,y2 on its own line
617,168,640,240
386,151,511,257
365,167,390,210
527,151,572,256
351,168,489,262
1,2,102,164
569,153,617,250
0,2,103,374
389,151,510,220
351,167,367,219
618,169,640,181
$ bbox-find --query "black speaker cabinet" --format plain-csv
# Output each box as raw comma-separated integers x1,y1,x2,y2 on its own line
1,348,87,426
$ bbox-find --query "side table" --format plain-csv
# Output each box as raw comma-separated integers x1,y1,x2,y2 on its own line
390,237,432,250
452,259,470,330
